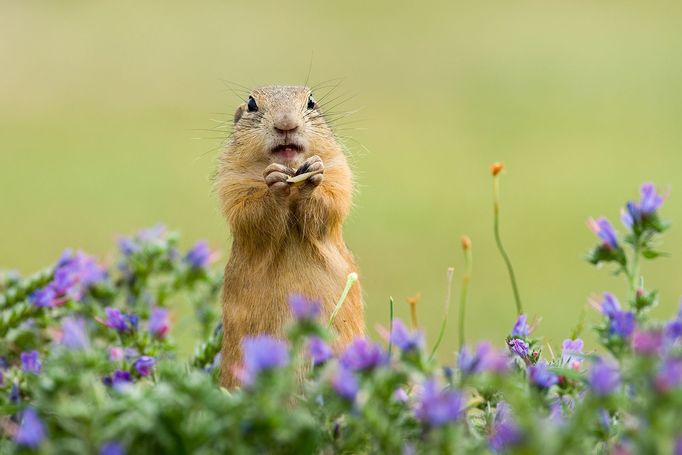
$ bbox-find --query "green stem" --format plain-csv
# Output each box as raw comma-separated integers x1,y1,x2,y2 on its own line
493,176,523,315
629,241,640,299
429,267,455,360
328,272,359,330
388,297,394,357
458,246,472,350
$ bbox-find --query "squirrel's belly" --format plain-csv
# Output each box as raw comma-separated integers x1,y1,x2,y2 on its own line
223,240,358,333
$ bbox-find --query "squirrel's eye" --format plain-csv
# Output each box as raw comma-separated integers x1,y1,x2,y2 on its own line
247,96,258,112
307,94,317,110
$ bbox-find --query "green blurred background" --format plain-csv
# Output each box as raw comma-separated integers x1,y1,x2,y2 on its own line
2,1,682,358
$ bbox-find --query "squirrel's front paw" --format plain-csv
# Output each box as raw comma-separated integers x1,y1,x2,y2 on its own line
296,155,324,191
263,164,294,198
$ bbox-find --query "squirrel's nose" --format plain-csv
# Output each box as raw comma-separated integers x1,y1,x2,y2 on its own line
273,114,299,134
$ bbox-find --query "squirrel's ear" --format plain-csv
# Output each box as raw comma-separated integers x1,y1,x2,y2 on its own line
233,105,245,124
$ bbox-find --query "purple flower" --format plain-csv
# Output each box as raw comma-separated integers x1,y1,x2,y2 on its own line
490,401,522,452
639,183,664,215
308,337,333,365
599,292,621,317
100,442,126,455
458,342,509,375
597,293,635,338
29,287,56,308
511,314,530,337
118,237,139,256
241,335,289,385
414,379,464,427
104,307,137,332
666,301,682,342
676,436,682,455
508,339,529,358
549,395,575,425
149,308,170,338
561,338,584,366
390,319,424,352
113,369,132,385
134,356,155,377
331,366,359,401
529,361,558,389
15,407,45,448
340,338,386,372
21,351,41,374
610,311,636,338
631,329,663,356
589,217,619,249
28,250,106,308
103,370,133,389
654,357,682,392
289,294,321,321
104,307,128,331
61,317,89,350
185,241,218,269
621,183,666,230
589,358,620,396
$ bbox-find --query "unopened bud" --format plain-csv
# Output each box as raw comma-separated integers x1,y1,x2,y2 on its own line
490,162,504,176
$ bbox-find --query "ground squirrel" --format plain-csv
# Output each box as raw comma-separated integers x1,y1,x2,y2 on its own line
215,85,364,387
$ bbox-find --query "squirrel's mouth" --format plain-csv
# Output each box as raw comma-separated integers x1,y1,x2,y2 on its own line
271,143,303,161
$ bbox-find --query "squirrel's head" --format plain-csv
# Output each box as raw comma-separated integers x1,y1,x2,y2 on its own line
228,85,338,167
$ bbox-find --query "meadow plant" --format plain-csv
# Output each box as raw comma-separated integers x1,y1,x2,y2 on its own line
1,177,681,454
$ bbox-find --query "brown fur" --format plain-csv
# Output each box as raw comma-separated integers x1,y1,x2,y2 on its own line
215,85,364,388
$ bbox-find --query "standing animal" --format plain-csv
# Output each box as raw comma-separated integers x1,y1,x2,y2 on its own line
215,85,364,387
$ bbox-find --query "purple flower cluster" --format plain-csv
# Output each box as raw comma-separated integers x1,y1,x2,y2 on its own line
654,356,682,392
529,361,558,389
149,307,170,338
184,240,219,269
15,407,45,448
665,302,682,342
102,370,133,389
103,307,138,333
458,342,509,375
134,356,155,376
100,442,126,455
390,319,424,352
332,366,359,401
489,401,522,452
21,351,41,374
508,338,529,358
241,335,289,385
511,314,530,337
561,338,584,368
589,358,620,396
631,329,663,356
308,337,333,366
118,224,167,256
289,294,321,321
588,218,620,250
598,293,635,338
414,379,463,427
621,183,665,229
29,250,106,308
340,338,386,372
